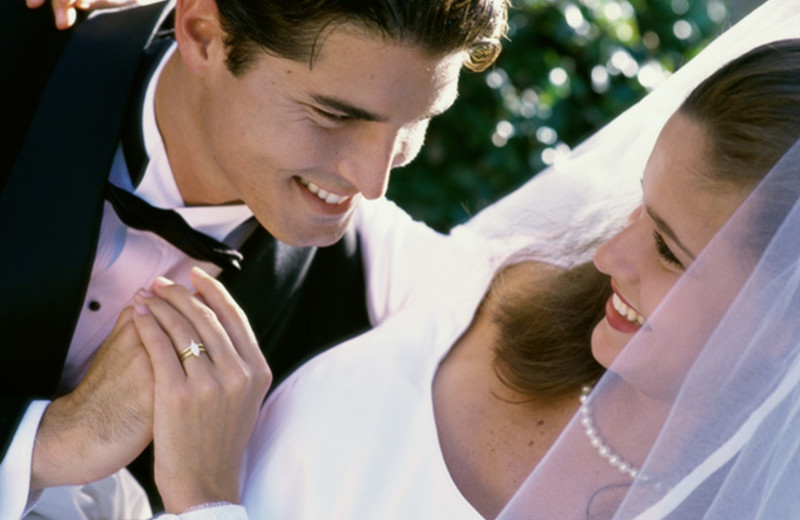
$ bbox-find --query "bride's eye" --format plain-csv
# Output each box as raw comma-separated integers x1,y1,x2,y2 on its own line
653,230,684,269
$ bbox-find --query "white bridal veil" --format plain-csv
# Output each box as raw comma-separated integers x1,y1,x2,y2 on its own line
461,0,800,518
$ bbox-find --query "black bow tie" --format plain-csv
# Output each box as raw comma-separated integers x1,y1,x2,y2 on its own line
105,182,243,271
106,36,242,271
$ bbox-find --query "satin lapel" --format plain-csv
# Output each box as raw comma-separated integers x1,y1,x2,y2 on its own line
0,1,173,392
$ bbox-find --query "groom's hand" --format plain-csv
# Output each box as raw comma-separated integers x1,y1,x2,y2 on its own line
30,306,154,489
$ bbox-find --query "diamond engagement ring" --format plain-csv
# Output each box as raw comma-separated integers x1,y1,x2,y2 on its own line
178,340,207,362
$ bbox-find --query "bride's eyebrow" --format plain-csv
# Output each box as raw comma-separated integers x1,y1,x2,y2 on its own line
645,204,697,261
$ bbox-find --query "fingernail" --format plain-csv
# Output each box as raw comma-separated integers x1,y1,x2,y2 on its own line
152,276,173,289
134,304,149,315
136,288,153,299
191,266,209,278
65,7,76,27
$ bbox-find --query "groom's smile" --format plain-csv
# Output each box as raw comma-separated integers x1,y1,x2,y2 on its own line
159,17,465,248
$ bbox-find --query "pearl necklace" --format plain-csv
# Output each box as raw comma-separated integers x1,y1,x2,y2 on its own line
579,385,643,480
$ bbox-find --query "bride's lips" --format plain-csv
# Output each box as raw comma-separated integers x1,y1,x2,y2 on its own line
605,285,646,334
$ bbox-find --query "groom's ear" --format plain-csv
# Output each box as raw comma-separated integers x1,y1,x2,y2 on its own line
173,0,225,76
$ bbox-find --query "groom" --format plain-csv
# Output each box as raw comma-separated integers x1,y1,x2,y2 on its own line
0,0,507,515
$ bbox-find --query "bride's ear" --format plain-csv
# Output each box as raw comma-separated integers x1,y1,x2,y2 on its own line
173,0,226,76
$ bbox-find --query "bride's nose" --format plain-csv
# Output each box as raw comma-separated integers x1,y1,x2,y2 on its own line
593,206,643,285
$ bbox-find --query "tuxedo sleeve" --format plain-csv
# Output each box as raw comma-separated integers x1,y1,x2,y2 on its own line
0,3,74,512
0,0,75,188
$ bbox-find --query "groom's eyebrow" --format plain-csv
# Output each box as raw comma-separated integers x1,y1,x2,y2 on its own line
645,205,697,261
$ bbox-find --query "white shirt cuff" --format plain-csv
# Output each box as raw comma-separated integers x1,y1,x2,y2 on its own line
0,400,50,519
156,503,248,520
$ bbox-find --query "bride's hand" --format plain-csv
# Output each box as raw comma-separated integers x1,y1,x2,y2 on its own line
133,267,271,514
25,0,144,30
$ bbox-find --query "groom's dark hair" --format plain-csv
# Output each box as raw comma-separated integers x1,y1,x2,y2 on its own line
215,0,509,75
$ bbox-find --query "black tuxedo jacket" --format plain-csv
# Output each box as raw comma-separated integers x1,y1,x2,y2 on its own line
0,0,371,466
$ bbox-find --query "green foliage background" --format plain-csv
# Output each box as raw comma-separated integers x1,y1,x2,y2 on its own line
386,0,733,232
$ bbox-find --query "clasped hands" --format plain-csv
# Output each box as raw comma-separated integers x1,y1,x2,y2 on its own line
32,267,272,514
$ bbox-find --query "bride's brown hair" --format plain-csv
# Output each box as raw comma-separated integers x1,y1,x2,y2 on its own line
681,38,800,189
489,261,611,400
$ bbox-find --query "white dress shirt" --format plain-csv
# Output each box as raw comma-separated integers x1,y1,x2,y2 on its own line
2,42,252,519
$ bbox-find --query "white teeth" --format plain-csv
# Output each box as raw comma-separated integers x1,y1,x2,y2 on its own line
300,178,348,205
612,293,646,326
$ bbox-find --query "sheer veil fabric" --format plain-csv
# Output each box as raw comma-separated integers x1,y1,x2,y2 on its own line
463,0,800,518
